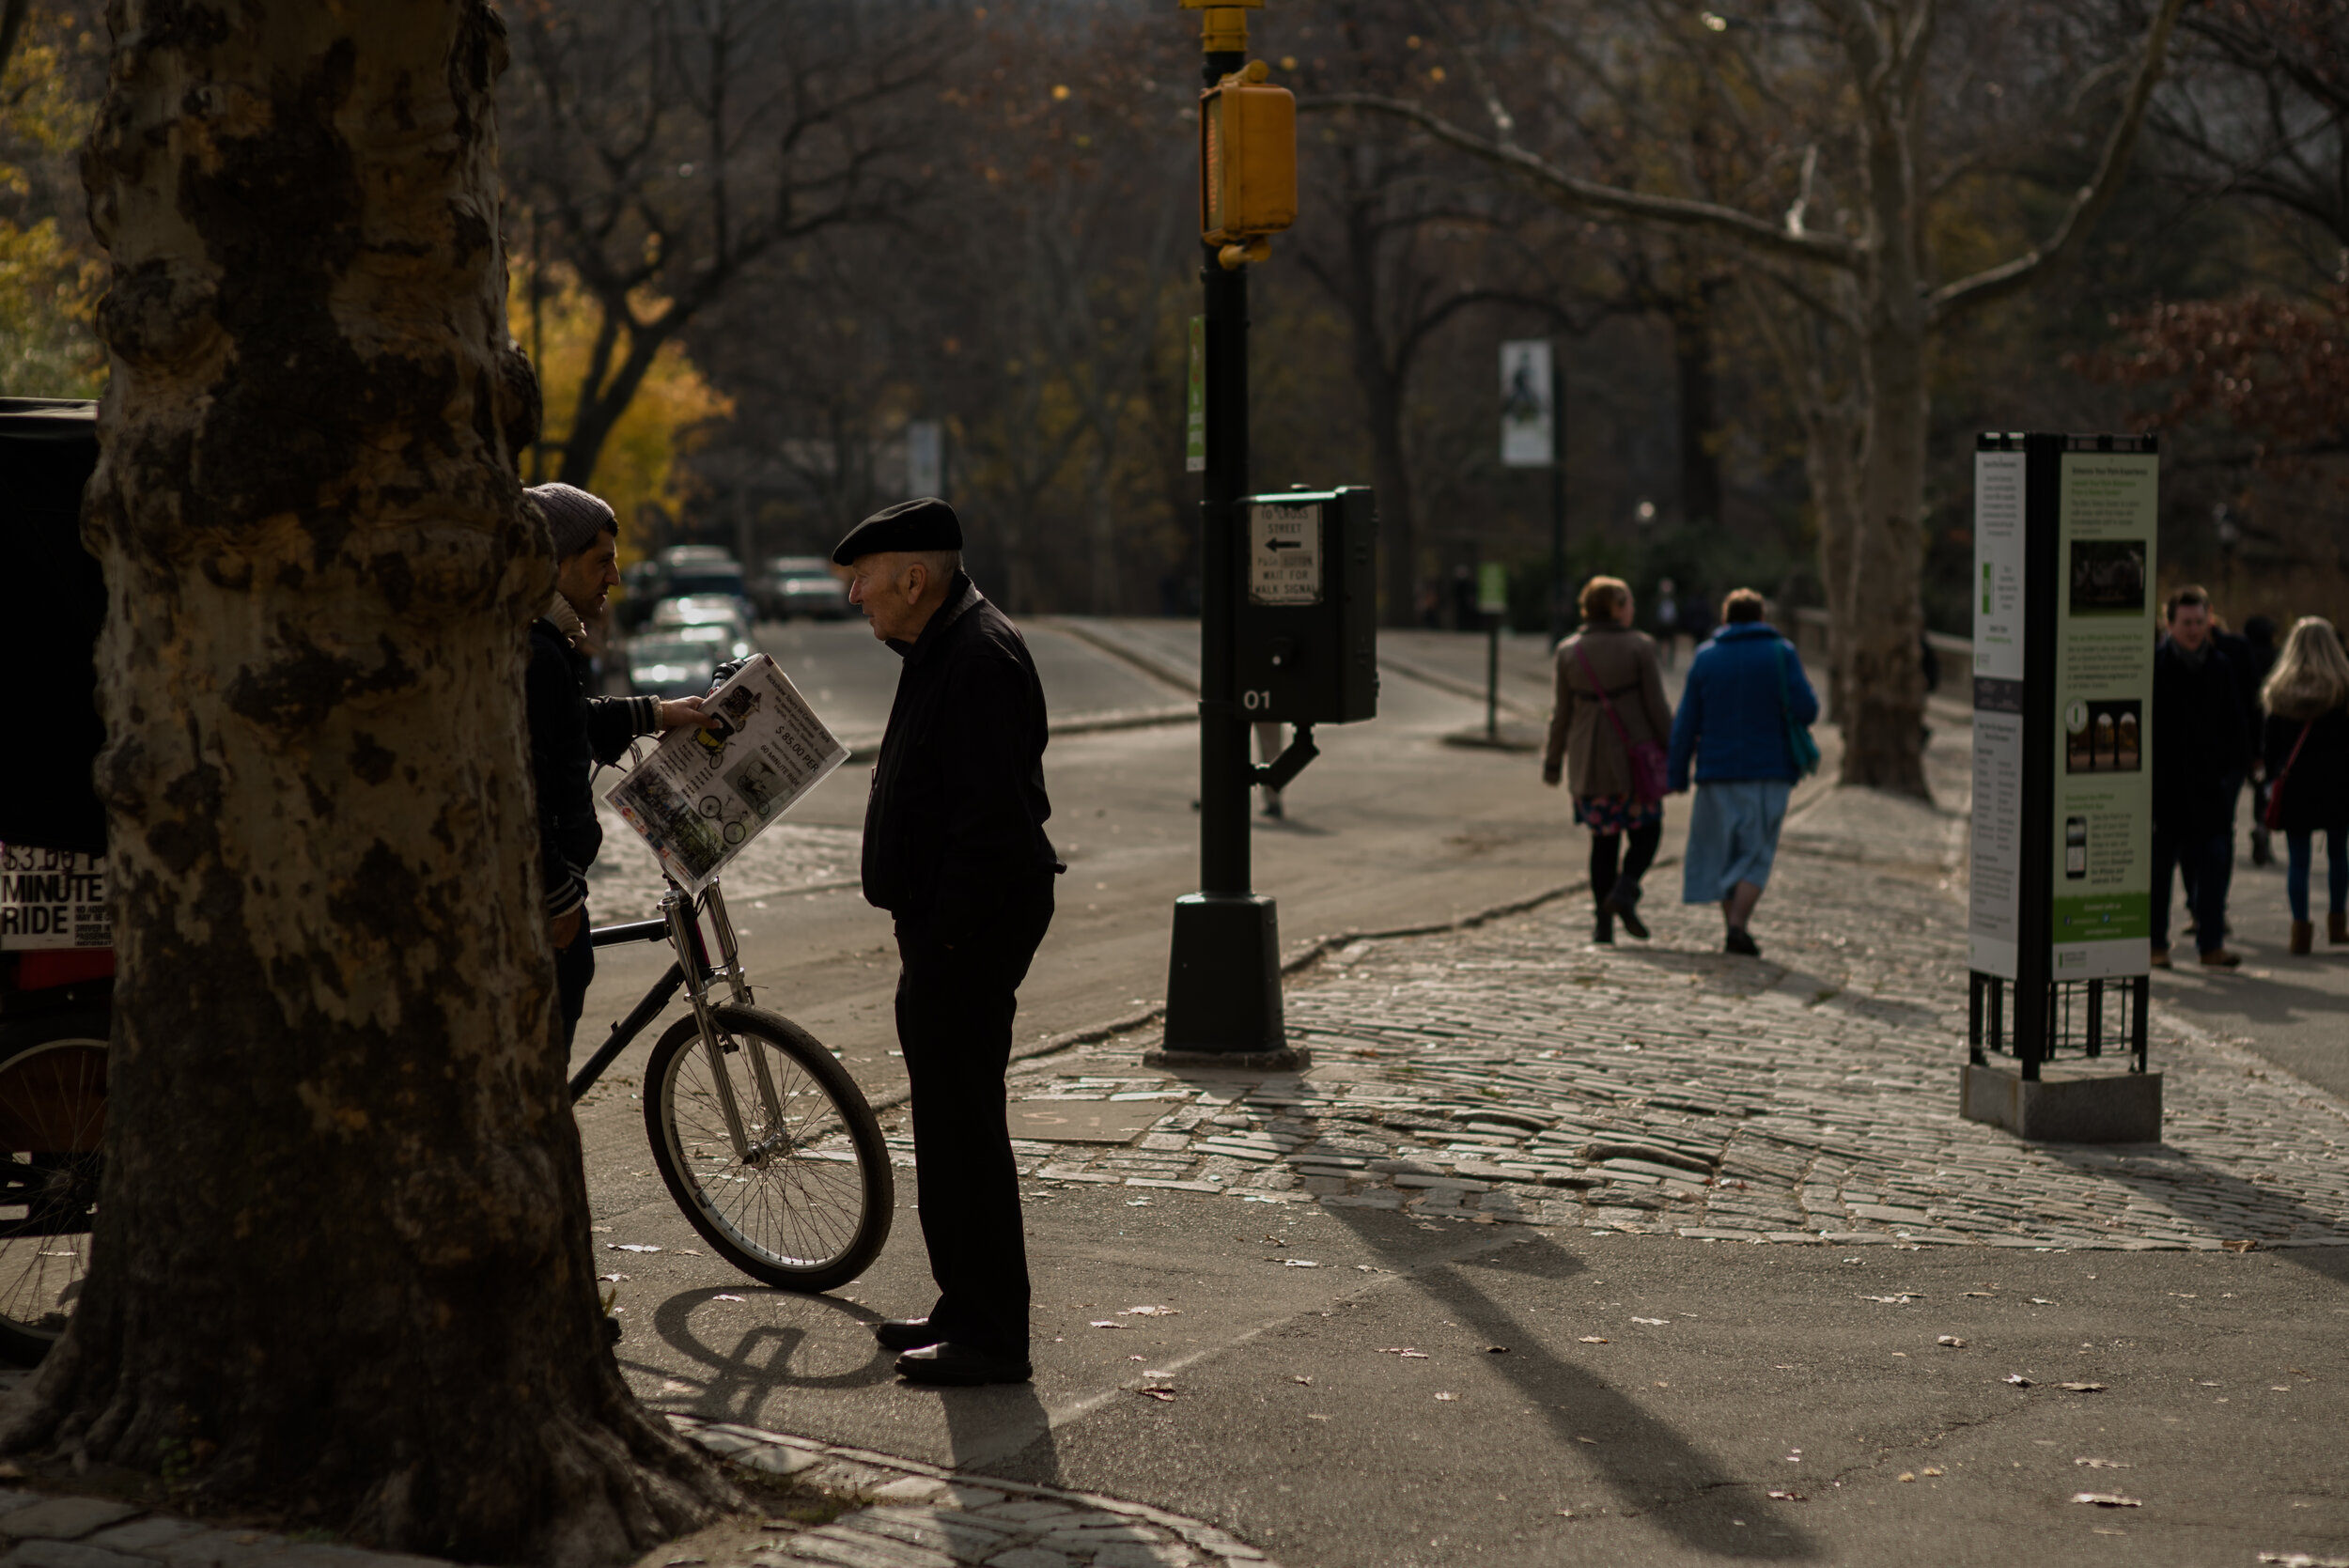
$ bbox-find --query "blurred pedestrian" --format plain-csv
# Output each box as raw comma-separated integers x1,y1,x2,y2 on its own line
2151,586,2252,969
1666,588,1819,958
1544,576,1672,944
1256,721,1286,818
2258,615,2349,955
2240,614,2282,866
1653,577,1680,672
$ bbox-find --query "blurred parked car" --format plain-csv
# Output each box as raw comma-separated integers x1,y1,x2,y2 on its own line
757,555,850,621
649,595,754,636
625,621,756,700
616,545,754,632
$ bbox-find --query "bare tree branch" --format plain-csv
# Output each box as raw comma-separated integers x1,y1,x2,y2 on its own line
1299,92,1860,270
1925,0,2188,324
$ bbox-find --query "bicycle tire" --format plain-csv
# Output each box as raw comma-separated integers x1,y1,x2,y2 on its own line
0,1011,107,1366
644,1003,892,1292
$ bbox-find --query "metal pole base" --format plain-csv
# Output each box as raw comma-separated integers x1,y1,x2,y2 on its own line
1149,893,1306,1068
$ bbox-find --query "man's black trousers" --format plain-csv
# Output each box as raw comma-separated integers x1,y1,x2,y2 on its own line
894,874,1055,1357
556,924,596,1053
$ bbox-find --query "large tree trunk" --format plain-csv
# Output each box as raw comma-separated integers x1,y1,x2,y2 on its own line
1671,277,1724,529
1840,33,1932,800
9,6,735,1559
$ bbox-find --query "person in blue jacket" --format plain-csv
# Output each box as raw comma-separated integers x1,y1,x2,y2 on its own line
1666,588,1820,957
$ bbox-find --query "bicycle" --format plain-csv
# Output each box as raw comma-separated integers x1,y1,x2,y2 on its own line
0,870,892,1365
568,875,893,1294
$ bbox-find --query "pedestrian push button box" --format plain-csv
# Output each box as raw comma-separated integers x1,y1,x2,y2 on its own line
1232,487,1377,726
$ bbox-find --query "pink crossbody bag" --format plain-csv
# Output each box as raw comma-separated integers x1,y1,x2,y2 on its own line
1573,642,1669,803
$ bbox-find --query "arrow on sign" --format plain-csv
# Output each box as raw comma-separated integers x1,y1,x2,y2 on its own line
1266,538,1303,551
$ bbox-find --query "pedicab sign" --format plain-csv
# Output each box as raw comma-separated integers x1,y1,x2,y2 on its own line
0,846,109,950
602,654,848,894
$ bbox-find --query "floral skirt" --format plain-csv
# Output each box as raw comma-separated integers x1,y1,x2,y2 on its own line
1573,793,1663,835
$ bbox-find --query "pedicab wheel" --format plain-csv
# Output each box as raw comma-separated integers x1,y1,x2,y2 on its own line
0,1011,107,1366
644,1003,892,1293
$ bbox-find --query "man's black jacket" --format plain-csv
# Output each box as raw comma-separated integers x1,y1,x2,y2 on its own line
863,572,1061,936
2152,635,2250,837
527,615,655,919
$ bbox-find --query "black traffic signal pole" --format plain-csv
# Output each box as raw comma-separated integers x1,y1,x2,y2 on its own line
1151,25,1303,1070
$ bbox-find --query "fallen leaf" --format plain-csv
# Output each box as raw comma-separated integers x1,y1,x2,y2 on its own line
676,1249,704,1257
1937,1336,1967,1348
1435,1392,1460,1402
607,1244,661,1253
1379,1346,1430,1358
1486,1345,1509,1355
1121,1305,1180,1317
1862,1294,1921,1303
599,1272,630,1283
1291,1374,1314,1385
1137,1386,1176,1402
1963,1291,1995,1297
1579,1336,1610,1344
2071,1493,2141,1508
2028,1296,2057,1305
2003,1374,2035,1387
1767,1490,1806,1502
1090,1321,1129,1329
1921,1467,1944,1477
1631,1316,1669,1326
2059,1382,2108,1393
1898,1473,1916,1483
712,1294,744,1303
1281,1259,1320,1267
2220,1239,2257,1252
2076,1458,2132,1469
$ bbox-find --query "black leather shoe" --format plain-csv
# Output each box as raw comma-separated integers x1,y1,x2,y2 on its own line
874,1317,946,1352
894,1343,1033,1386
1601,896,1650,941
1724,927,1762,958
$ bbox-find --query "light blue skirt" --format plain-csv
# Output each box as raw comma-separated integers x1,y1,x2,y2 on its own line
1681,779,1794,903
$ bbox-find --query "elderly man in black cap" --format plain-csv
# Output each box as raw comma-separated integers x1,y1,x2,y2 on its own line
840,497,1062,1387
524,482,712,1050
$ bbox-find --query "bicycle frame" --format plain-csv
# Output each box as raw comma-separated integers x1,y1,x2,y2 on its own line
566,879,792,1167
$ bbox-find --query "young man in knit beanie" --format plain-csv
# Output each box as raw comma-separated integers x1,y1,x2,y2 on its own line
522,482,714,1049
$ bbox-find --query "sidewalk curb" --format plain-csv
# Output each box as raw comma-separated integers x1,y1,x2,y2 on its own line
1033,619,1201,699
670,1415,1275,1567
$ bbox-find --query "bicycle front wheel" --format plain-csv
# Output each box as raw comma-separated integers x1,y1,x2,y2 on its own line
644,1003,892,1292
0,1013,107,1365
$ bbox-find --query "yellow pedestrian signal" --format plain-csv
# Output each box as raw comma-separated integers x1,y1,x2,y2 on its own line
1201,63,1296,253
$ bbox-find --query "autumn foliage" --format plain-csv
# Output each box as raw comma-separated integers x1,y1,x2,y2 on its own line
2075,281,2349,476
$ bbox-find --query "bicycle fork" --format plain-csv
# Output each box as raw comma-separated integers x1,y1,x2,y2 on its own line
668,884,792,1167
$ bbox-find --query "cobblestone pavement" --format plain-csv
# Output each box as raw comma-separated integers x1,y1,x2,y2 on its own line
0,1406,1277,1568
989,788,2349,1253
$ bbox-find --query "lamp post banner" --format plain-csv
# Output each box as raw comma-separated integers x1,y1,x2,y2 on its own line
1500,340,1554,468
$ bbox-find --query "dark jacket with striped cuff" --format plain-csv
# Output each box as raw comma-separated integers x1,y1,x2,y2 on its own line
527,615,657,921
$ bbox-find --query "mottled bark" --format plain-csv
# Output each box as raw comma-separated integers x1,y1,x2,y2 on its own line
6,5,732,1560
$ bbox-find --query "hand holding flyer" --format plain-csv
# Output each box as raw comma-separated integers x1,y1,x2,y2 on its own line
601,654,848,893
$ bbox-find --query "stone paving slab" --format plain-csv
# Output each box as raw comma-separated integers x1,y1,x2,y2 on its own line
1000,788,2349,1255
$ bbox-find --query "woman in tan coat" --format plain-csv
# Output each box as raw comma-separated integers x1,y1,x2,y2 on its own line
1543,576,1674,943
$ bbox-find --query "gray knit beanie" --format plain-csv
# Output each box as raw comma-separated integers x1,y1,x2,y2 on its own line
528,482,617,559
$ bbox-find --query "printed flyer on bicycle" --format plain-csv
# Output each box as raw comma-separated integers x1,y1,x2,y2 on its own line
602,654,848,894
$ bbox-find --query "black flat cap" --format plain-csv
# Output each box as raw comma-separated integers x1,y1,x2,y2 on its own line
832,497,962,565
